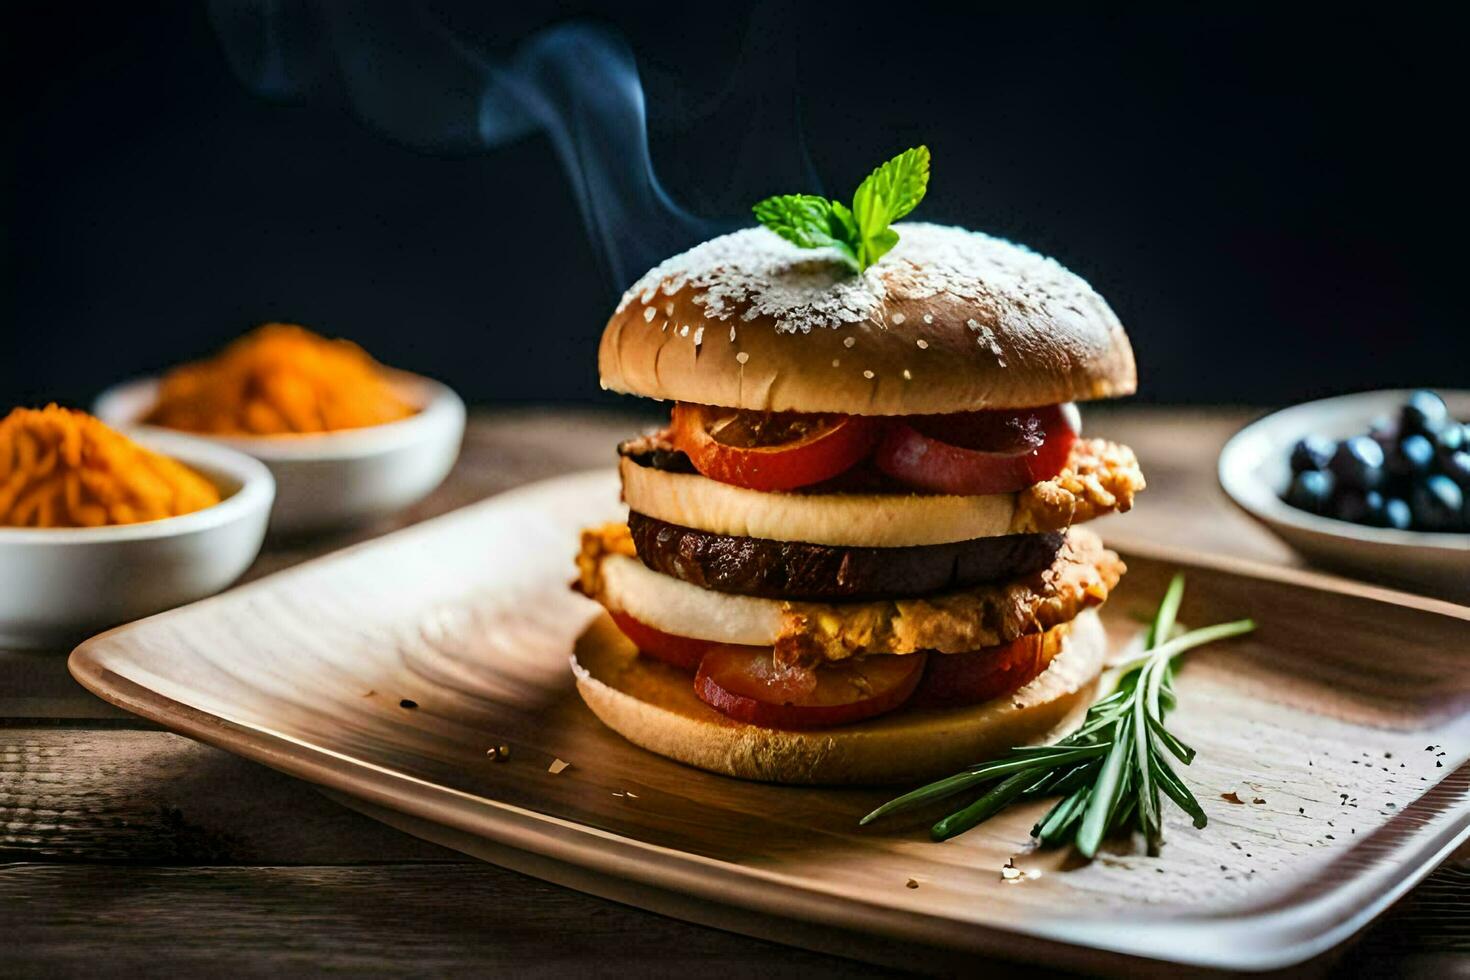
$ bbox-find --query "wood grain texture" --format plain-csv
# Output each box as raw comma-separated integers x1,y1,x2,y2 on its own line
6,407,1468,978
0,728,454,864
67,467,1470,971
0,863,885,979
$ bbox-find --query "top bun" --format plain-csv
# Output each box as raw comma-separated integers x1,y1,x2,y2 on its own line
599,223,1136,416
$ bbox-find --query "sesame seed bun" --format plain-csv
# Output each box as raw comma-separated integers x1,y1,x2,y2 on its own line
570,608,1106,785
600,223,1136,415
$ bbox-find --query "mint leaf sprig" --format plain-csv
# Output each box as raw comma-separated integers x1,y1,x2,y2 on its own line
861,575,1255,859
753,146,930,273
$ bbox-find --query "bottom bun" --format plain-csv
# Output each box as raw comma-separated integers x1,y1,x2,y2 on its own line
571,608,1107,785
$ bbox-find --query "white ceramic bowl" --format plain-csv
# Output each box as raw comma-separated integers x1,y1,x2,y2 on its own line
96,371,466,535
0,431,274,649
1219,389,1470,601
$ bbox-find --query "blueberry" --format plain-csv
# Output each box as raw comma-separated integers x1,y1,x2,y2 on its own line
1290,435,1335,473
1383,497,1413,530
1390,434,1436,478
1328,436,1385,491
1334,489,1389,526
1436,422,1467,457
1444,450,1470,490
1362,490,1388,527
1411,475,1464,532
1401,390,1449,437
1284,470,1335,515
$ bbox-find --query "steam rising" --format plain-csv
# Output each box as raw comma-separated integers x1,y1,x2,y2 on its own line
206,1,799,288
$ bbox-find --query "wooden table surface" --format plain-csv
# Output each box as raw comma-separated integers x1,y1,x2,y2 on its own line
3,407,1466,978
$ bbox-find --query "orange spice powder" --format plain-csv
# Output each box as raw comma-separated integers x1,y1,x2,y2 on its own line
0,405,221,528
144,323,416,436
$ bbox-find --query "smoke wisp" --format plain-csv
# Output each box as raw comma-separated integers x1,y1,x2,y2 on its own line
207,0,807,288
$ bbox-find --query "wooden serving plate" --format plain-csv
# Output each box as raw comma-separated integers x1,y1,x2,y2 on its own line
69,470,1470,974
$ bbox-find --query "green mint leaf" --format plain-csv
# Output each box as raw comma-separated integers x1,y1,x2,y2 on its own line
751,146,930,274
827,200,859,245
751,194,858,268
857,145,930,224
851,145,929,269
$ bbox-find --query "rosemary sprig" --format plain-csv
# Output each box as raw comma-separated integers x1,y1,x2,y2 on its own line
861,575,1254,858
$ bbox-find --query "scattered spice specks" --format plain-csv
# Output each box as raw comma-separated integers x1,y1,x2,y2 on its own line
1221,792,1245,804
486,744,511,762
398,699,418,710
905,878,919,889
1252,797,1266,805
548,758,570,775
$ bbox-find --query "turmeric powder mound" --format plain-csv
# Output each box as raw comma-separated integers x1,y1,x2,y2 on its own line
0,406,221,528
144,323,416,435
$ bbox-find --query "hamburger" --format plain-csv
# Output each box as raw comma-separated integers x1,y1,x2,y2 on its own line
572,169,1142,784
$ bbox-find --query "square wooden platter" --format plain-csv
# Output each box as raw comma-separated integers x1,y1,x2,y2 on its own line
69,470,1470,974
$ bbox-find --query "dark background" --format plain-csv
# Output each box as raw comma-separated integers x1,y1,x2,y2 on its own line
4,4,1466,410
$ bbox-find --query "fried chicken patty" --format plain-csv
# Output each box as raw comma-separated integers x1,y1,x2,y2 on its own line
577,523,1125,669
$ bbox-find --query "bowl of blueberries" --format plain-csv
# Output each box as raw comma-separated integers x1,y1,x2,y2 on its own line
1218,389,1469,601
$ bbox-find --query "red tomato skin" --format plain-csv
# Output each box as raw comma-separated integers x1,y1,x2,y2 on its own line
908,631,1060,709
670,404,879,492
608,610,711,672
874,405,1077,496
694,648,926,730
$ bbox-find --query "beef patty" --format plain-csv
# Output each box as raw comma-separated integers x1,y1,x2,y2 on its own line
628,511,1065,601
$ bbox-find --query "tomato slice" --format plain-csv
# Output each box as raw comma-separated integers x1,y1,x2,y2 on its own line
909,628,1066,709
873,405,1077,495
695,647,926,729
670,403,879,491
608,610,714,672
